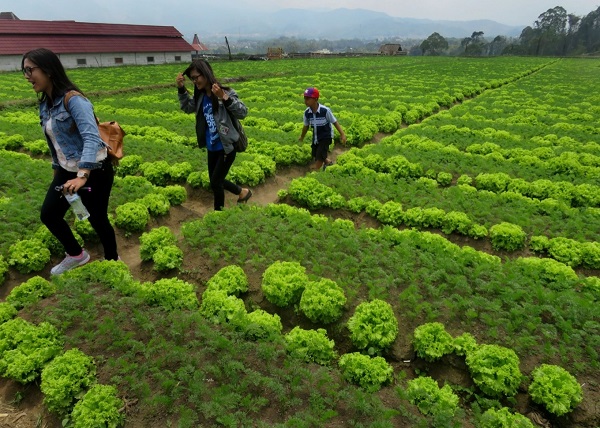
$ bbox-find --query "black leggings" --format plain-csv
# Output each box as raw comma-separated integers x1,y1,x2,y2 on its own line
40,162,118,260
207,149,241,210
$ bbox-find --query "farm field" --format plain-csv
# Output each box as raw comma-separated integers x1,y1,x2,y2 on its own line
0,56,598,427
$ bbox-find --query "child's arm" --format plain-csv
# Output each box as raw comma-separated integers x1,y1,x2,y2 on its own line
333,122,347,145
298,125,309,142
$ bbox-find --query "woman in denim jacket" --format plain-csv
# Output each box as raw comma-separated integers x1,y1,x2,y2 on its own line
22,48,119,275
176,59,252,210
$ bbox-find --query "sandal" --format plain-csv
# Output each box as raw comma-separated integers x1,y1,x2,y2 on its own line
237,189,253,204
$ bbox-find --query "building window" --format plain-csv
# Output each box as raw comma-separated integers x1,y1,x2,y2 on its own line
114,57,123,64
175,55,181,61
76,58,87,66
147,56,155,63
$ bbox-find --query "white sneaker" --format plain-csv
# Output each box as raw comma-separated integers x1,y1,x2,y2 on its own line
50,250,91,275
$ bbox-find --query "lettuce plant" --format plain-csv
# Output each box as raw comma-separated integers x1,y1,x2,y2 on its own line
139,193,171,217
139,278,198,311
261,261,308,307
7,238,51,274
0,318,63,383
479,407,534,427
406,376,459,418
284,327,336,365
139,226,177,262
412,322,454,362
338,352,393,392
199,289,247,324
6,275,56,309
347,299,398,352
0,303,17,325
206,265,249,296
157,185,187,205
453,332,478,357
115,202,150,233
41,348,97,415
0,255,7,285
489,222,527,252
299,278,346,324
236,309,282,340
140,160,170,186
465,344,522,397
529,364,583,416
70,384,124,428
152,245,183,272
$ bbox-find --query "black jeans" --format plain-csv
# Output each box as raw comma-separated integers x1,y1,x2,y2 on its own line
40,161,118,260
207,149,241,210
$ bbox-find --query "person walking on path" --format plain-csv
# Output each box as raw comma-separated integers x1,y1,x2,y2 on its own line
22,48,119,275
298,87,347,171
176,59,252,210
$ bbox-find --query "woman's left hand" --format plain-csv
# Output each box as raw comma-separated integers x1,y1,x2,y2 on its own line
63,177,87,195
212,83,227,100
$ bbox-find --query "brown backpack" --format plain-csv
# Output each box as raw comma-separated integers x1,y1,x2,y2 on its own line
63,90,125,163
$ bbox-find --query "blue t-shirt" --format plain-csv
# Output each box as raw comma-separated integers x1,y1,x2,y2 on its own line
202,95,223,151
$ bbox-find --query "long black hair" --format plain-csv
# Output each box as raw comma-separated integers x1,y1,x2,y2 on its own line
21,48,83,104
183,58,230,112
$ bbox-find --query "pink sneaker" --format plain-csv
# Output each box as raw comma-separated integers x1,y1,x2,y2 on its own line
50,250,91,275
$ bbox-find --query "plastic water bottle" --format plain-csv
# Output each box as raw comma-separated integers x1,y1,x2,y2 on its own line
65,193,90,221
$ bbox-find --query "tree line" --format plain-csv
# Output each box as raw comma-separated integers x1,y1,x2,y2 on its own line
418,6,600,56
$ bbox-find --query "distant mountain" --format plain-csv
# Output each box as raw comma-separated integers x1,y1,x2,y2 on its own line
177,8,524,43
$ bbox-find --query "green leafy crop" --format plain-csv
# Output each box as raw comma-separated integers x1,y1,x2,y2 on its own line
406,376,459,418
338,352,393,392
299,277,346,324
284,327,337,365
7,238,51,274
465,344,522,397
261,261,308,307
206,265,249,296
347,299,398,352
479,407,534,427
236,309,282,340
529,364,583,416
41,348,97,415
6,275,56,309
139,278,198,311
70,384,124,428
412,322,454,362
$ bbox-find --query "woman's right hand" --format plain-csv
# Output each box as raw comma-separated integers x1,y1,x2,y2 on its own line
176,72,185,88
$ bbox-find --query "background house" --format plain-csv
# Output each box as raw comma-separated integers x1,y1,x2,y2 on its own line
379,43,407,55
0,13,194,71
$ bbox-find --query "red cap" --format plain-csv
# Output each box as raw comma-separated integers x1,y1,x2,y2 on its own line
303,87,319,98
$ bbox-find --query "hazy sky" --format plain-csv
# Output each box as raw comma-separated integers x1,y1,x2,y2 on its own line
2,0,598,27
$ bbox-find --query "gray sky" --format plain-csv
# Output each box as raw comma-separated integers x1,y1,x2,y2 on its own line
2,0,598,27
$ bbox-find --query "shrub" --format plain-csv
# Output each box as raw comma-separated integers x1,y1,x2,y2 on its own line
70,384,124,428
347,299,399,352
299,278,346,324
284,327,336,365
261,261,308,307
406,376,460,419
6,275,56,309
199,289,247,324
206,265,249,296
237,309,283,340
338,352,393,392
412,322,454,362
479,407,534,428
465,344,522,397
489,222,527,252
139,278,198,311
115,202,150,232
41,348,97,415
7,238,51,274
139,226,177,261
529,364,583,416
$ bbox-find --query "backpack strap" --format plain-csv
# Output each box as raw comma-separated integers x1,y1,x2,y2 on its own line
63,90,84,114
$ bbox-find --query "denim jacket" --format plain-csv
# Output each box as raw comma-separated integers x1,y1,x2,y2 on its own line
40,93,107,170
178,88,248,154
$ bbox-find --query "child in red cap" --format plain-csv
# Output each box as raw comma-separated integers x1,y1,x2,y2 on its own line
298,87,346,170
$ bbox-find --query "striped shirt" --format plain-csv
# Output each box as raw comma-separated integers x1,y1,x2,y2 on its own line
303,104,337,144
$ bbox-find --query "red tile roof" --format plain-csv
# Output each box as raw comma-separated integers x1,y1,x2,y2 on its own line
0,20,194,55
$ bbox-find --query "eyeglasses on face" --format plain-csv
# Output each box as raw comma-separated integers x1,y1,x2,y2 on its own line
22,66,40,77
189,74,202,82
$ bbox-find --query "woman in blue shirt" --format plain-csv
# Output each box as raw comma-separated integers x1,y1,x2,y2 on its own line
22,48,119,274
177,59,252,210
